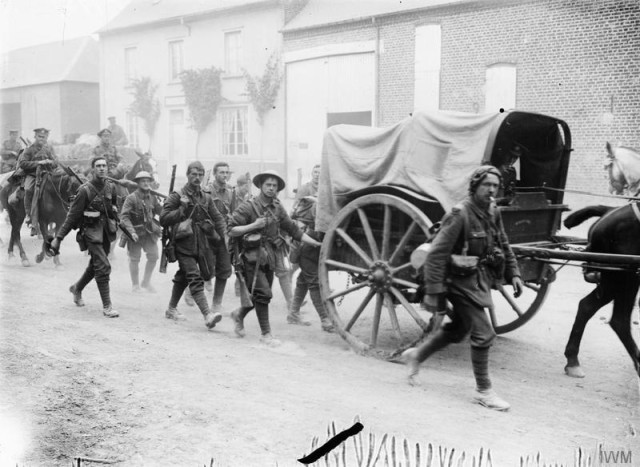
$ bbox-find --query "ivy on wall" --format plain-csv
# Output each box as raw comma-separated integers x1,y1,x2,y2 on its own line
243,53,282,126
180,67,224,156
128,76,161,146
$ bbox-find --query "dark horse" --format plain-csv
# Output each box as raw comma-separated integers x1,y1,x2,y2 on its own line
0,168,82,267
33,168,83,266
563,203,640,378
0,174,29,266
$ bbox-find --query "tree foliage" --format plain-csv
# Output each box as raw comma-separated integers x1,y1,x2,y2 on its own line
180,67,224,133
243,53,282,125
128,76,161,140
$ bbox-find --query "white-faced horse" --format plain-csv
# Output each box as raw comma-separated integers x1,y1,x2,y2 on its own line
604,142,640,196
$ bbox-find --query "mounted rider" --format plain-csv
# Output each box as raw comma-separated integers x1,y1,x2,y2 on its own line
120,171,163,293
93,128,124,178
1,129,22,174
17,128,58,232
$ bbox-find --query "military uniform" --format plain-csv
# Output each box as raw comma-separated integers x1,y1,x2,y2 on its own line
228,192,304,339
287,196,334,332
56,178,120,317
18,135,57,224
1,136,22,173
160,182,227,328
121,187,162,292
93,143,122,176
107,120,128,146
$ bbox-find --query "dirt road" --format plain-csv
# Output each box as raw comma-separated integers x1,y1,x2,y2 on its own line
0,205,638,466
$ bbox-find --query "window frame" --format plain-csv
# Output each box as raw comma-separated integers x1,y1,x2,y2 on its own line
220,106,249,157
124,46,138,85
224,30,243,76
168,39,184,82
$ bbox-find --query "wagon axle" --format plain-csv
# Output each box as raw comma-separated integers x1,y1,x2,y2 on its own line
368,261,392,292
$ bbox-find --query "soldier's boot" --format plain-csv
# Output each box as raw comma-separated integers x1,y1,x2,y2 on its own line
24,188,34,226
309,286,335,333
129,261,141,292
69,268,94,307
256,302,280,346
231,307,251,337
193,287,221,329
166,282,188,321
140,260,157,293
470,346,509,411
96,280,119,318
401,329,449,386
211,278,227,314
278,273,294,310
287,282,311,326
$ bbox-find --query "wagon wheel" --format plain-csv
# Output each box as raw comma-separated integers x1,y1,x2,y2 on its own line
318,194,434,357
489,263,554,334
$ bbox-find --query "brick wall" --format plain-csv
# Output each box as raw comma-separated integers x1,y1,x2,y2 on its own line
284,0,640,193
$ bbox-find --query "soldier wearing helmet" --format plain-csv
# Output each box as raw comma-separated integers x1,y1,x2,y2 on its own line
120,170,163,293
402,165,523,411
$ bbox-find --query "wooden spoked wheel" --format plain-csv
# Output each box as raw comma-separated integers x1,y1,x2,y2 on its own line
318,194,434,357
489,263,554,334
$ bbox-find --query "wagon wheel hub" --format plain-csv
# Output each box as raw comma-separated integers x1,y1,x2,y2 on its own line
368,261,392,291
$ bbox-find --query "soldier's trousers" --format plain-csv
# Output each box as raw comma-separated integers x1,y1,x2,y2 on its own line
23,175,36,217
127,235,159,264
75,238,112,307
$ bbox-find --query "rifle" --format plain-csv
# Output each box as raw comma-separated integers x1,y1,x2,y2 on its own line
159,164,177,273
106,176,167,199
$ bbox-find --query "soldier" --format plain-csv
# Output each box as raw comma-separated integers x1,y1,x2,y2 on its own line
286,195,335,333
204,161,234,313
292,164,320,212
51,155,120,318
160,161,227,329
17,128,57,230
107,116,128,146
93,129,123,177
402,165,523,411
228,170,321,346
120,171,162,293
1,129,22,174
235,173,252,202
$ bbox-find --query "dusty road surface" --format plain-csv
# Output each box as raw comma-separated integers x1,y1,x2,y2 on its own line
0,200,638,466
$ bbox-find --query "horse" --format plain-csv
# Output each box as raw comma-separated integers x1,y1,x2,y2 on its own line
604,142,640,196
33,168,83,266
563,203,640,378
0,174,29,266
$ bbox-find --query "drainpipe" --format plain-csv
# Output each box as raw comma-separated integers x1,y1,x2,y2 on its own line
373,16,380,126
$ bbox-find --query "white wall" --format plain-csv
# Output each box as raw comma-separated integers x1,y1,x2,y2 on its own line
99,6,285,185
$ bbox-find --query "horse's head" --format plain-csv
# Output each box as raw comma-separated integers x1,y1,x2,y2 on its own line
604,142,626,195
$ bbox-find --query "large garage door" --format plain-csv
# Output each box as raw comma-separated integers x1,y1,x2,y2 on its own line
286,52,374,196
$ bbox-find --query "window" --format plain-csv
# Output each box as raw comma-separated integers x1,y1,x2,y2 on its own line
221,107,248,156
224,31,242,75
414,24,441,111
169,40,183,81
124,47,138,84
126,111,139,148
485,64,517,113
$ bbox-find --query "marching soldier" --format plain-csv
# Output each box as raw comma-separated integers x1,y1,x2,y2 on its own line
120,171,163,293
17,128,58,231
93,128,123,177
1,129,22,174
51,155,120,318
228,170,321,346
204,161,235,313
292,164,320,213
160,161,227,329
286,195,335,332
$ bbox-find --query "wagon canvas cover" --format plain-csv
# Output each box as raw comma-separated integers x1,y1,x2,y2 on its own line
317,110,503,232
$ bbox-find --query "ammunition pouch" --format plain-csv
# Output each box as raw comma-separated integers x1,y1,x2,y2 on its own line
449,254,479,277
83,210,100,227
484,246,506,280
242,232,262,250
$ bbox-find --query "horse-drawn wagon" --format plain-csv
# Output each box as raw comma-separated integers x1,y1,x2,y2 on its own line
316,110,640,372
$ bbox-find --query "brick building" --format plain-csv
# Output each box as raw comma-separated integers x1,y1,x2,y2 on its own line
282,0,639,193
